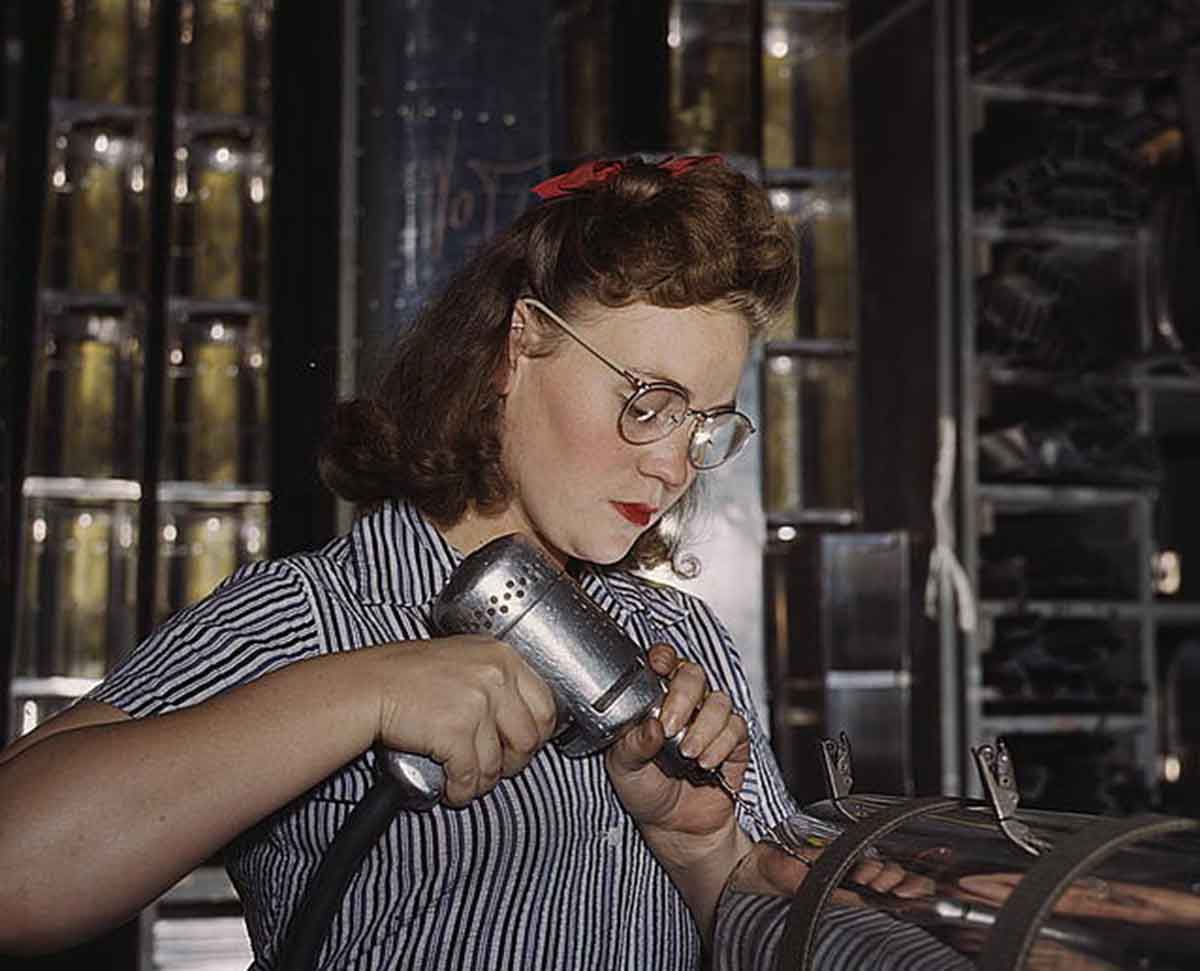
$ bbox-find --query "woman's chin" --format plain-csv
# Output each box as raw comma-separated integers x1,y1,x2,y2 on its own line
565,535,639,568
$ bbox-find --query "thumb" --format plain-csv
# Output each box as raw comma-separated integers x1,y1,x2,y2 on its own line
610,716,665,772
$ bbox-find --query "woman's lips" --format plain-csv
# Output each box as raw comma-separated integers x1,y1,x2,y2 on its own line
612,502,656,527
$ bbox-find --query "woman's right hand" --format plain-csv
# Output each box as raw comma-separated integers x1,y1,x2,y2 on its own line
372,636,559,806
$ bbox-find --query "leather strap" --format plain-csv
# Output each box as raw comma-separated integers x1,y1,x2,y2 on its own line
775,796,964,971
978,812,1200,971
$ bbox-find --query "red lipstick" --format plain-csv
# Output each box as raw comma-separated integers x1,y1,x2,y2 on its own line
612,502,656,527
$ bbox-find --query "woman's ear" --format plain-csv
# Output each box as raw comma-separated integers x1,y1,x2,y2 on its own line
496,301,531,395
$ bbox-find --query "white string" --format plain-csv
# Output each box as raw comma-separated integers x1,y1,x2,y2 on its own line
925,416,978,632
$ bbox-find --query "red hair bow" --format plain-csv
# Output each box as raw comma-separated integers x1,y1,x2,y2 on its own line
531,154,723,200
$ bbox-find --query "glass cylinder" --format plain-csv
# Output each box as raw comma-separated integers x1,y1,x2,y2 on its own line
170,124,271,300
155,496,267,621
42,115,152,295
669,0,757,153
550,1,612,158
52,0,158,106
16,490,140,679
162,306,269,485
774,182,856,340
27,299,145,480
762,3,851,171
764,353,858,518
178,0,274,118
11,696,79,739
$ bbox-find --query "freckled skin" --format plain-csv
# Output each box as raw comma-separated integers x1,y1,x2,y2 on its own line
445,300,749,567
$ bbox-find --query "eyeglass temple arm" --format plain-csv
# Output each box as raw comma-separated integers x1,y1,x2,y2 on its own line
521,298,645,388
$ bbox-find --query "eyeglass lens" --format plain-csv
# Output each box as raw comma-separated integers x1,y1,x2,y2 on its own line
619,386,749,469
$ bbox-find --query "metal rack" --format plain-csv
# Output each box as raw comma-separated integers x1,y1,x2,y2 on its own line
4,2,277,967
843,0,1200,814
9,0,275,738
947,0,1200,813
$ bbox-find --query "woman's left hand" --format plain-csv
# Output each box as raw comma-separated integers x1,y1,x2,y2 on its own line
606,643,752,939
606,643,750,841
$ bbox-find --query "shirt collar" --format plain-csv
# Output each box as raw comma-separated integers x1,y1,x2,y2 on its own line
349,500,691,631
349,500,461,606
578,564,691,631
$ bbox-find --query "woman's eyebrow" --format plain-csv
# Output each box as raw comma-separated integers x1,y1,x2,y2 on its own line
627,366,739,411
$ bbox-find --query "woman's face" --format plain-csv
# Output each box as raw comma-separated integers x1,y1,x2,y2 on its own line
494,300,751,566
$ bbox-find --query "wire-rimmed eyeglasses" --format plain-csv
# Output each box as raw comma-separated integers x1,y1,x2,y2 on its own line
521,298,755,471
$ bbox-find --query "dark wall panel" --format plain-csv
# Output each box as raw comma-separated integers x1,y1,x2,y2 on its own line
850,0,949,794
355,0,553,389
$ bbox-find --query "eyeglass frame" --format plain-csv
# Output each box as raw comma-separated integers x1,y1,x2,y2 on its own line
519,297,756,470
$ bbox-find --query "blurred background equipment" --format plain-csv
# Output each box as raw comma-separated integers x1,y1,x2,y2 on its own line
4,2,1200,969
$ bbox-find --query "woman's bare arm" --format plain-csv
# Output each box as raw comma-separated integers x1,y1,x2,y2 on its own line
0,636,556,956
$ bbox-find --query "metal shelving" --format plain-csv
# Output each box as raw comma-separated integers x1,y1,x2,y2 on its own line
4,3,276,967
9,1,275,727
949,0,1200,815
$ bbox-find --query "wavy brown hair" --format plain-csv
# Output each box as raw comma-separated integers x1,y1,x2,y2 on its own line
319,156,798,573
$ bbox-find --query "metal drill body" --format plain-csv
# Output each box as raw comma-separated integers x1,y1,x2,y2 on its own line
382,532,740,808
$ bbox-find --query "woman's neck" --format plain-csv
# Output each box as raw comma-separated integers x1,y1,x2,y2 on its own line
437,506,568,569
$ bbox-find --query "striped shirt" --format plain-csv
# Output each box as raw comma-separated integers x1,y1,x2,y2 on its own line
89,500,799,970
714,891,975,971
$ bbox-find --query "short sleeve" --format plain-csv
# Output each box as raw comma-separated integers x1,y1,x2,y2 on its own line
617,574,801,838
87,558,321,717
681,597,801,837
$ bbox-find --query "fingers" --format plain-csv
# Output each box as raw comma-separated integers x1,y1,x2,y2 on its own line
682,693,747,771
445,661,557,806
957,871,1021,904
384,636,559,807
848,857,936,897
442,721,502,806
515,657,560,747
850,858,905,892
892,871,938,899
609,716,665,772
650,644,746,769
496,666,558,776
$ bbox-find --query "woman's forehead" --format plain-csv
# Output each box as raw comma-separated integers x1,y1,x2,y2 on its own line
575,303,749,394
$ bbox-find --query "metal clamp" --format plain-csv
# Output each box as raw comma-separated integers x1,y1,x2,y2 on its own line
972,739,1052,857
818,732,861,823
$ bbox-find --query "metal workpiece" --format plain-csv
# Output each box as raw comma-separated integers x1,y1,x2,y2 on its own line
712,736,1200,970
714,797,1200,971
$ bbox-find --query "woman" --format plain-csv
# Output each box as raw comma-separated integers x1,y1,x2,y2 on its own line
0,155,801,969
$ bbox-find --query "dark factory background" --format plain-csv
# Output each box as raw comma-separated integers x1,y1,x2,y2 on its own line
2,1,1200,968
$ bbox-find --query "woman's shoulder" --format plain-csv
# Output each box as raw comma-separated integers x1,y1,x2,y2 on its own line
186,539,341,603
604,568,721,619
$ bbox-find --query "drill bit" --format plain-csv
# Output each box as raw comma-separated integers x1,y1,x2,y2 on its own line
710,769,743,808
682,759,743,807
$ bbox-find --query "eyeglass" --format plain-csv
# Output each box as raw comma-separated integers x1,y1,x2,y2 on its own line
521,298,756,470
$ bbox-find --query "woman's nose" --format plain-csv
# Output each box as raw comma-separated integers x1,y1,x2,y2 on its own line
637,424,693,489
